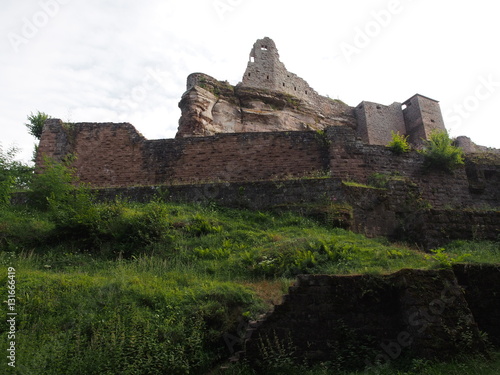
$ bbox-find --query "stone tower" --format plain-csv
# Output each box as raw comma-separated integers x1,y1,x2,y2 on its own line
241,37,318,103
403,94,446,146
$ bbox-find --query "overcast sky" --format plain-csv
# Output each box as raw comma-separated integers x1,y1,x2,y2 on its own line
1,0,499,162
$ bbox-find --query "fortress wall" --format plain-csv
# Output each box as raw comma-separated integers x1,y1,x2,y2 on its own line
355,101,406,145
37,121,498,211
244,269,487,368
326,126,473,209
37,119,152,186
37,120,329,187
144,131,330,184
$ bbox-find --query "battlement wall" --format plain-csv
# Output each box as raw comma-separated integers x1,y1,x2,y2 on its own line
38,119,330,187
37,120,499,212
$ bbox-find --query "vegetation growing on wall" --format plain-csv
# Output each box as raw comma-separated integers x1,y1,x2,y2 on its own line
387,131,411,155
421,131,465,172
25,111,50,140
1,150,499,374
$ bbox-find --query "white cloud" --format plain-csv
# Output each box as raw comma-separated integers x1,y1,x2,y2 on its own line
1,0,499,163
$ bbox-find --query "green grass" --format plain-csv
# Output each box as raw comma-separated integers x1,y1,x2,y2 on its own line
1,199,499,374
210,352,500,374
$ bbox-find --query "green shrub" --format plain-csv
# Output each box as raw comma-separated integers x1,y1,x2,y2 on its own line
29,155,82,210
420,131,464,172
0,145,33,205
387,131,410,154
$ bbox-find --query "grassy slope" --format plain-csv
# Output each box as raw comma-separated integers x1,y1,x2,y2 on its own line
1,201,499,374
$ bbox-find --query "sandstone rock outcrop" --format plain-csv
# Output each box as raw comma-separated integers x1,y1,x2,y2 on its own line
176,73,356,138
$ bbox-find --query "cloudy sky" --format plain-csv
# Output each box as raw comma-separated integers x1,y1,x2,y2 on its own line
1,0,499,162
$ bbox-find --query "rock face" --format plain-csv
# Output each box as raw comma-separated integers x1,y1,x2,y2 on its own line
176,37,448,145
176,73,356,137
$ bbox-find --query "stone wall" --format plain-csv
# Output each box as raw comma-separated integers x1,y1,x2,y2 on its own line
326,126,476,209
241,37,319,104
244,269,488,370
355,101,406,145
403,94,446,146
453,263,500,347
354,94,447,147
416,209,500,249
25,176,490,248
37,121,151,187
37,120,499,214
38,119,330,186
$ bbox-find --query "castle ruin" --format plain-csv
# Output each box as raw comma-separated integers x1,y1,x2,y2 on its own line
241,37,320,103
176,37,447,146
35,37,499,245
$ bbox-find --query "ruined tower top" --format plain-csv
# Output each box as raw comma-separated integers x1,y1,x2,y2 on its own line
241,37,319,102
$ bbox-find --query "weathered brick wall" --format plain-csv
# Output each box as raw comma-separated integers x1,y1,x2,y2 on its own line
326,126,474,209
417,209,500,249
244,269,487,370
241,37,320,103
69,178,496,248
38,120,329,187
355,101,406,145
37,120,151,186
466,154,500,208
403,95,446,147
144,131,329,184
453,263,500,347
37,121,499,213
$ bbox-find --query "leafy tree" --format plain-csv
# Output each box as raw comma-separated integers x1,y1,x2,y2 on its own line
421,130,464,172
25,111,50,139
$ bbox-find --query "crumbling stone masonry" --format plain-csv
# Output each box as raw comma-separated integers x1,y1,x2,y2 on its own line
34,36,499,246
241,37,320,104
178,37,447,144
244,267,496,370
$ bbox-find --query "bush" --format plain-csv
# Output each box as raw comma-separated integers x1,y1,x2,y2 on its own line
421,131,464,172
0,145,33,205
387,131,410,154
29,156,82,210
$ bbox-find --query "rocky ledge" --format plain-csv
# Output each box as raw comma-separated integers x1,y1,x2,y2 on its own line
176,73,357,138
